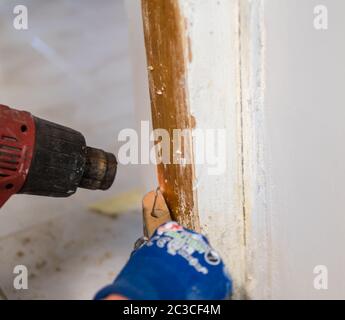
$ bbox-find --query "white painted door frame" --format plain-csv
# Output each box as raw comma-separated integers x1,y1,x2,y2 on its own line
127,0,344,299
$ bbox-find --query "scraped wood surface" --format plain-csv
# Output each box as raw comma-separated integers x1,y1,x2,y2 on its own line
141,0,199,231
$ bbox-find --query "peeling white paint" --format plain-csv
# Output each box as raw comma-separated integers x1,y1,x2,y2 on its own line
239,0,272,299
179,0,246,298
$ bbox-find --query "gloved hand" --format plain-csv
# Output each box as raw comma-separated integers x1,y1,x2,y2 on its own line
95,221,232,300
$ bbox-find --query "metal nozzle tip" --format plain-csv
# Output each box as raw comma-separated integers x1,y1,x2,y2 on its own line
79,147,117,191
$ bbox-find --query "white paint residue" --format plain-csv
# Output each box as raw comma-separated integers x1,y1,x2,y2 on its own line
179,0,246,298
238,0,272,299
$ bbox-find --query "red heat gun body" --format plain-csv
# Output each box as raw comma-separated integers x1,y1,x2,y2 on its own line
0,104,117,208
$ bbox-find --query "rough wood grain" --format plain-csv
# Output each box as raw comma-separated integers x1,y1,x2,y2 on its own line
141,0,200,230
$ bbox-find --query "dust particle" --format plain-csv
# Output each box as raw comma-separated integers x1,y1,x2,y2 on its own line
35,260,47,270
21,237,31,245
16,251,24,258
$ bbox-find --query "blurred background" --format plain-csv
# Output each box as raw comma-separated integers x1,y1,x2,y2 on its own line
0,0,154,299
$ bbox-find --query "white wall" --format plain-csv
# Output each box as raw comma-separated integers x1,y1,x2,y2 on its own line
254,0,345,299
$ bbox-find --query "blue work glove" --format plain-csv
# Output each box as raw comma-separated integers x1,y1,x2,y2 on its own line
95,221,232,300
